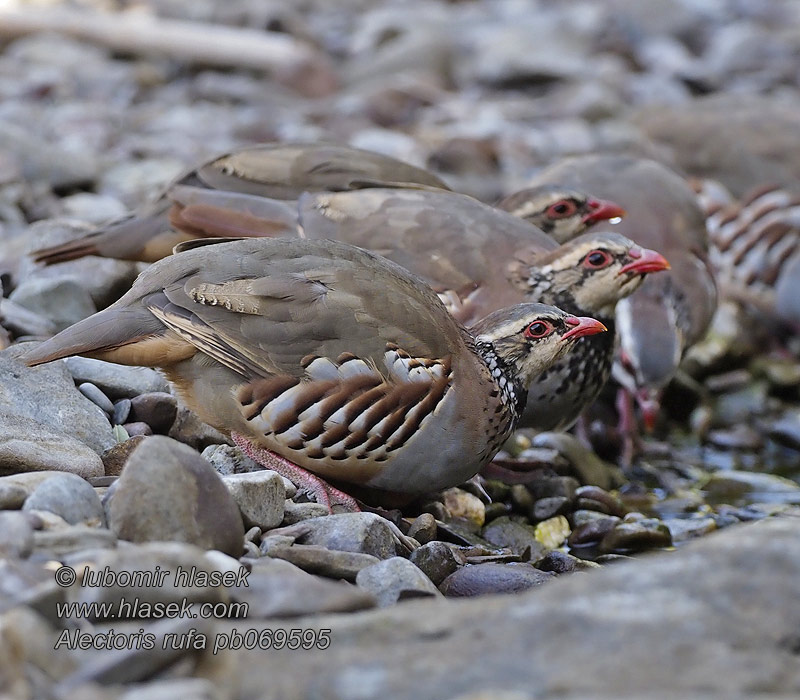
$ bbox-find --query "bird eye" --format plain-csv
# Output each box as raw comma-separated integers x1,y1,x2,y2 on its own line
583,250,611,269
524,320,553,339
546,200,577,218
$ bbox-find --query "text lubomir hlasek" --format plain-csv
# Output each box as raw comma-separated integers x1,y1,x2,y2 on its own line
80,565,249,588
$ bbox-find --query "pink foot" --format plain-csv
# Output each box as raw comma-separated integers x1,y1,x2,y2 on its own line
231,433,360,513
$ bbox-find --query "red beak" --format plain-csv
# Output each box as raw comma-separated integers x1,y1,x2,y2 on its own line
562,316,608,340
582,198,627,225
618,246,671,276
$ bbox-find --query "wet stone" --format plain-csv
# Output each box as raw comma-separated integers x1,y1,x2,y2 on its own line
600,519,672,553
509,484,535,513
534,550,598,574
534,515,570,550
767,412,800,451
440,562,555,597
129,392,178,434
482,517,548,559
409,540,465,585
707,425,763,451
484,502,512,522
665,517,717,543
574,485,627,517
568,516,620,547
527,476,579,501
356,557,442,607
531,496,571,521
77,383,114,415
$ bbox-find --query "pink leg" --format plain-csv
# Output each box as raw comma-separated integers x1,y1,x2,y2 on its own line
231,433,360,513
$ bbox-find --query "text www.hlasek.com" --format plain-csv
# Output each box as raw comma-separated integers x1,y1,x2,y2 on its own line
56,597,248,622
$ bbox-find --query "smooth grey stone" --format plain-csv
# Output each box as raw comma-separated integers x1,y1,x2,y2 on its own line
262,541,380,581
0,297,56,338
129,392,178,433
221,471,286,530
281,500,328,524
0,352,113,478
482,517,547,559
121,421,153,437
406,513,437,545
440,563,555,597
526,476,580,501
105,436,244,556
229,557,375,618
356,557,441,607
23,472,105,526
63,356,169,399
277,513,398,559
409,541,465,586
77,383,114,415
112,398,131,426
9,277,96,332
0,511,34,558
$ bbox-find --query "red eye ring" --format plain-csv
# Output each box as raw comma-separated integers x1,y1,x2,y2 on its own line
525,320,553,339
546,200,578,219
583,249,612,269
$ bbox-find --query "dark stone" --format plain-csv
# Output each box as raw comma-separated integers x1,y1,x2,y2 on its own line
129,392,178,434
440,563,555,597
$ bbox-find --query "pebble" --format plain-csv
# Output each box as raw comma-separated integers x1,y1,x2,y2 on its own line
122,422,153,437
409,540,465,585
112,398,132,425
406,513,437,545
281,500,329,524
531,496,571,521
767,413,800,451
230,557,375,618
100,435,148,477
22,472,106,526
439,563,555,597
534,550,598,574
707,425,764,451
202,443,266,476
442,487,485,527
355,557,442,606
534,515,571,550
221,471,286,530
32,525,117,558
273,513,399,559
168,406,230,451
482,516,547,559
665,517,717,543
568,516,620,548
105,436,244,557
129,392,178,434
262,541,380,581
63,356,170,399
574,485,627,517
527,476,580,501
77,382,114,415
600,519,673,553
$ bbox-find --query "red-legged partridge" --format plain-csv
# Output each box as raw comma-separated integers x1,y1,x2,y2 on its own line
695,180,800,333
524,155,717,433
31,143,451,265
24,238,607,508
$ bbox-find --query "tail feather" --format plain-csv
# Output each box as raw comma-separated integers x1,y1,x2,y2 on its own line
23,304,166,367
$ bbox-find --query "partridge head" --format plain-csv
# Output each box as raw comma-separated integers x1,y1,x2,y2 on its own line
23,238,606,506
495,184,626,242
